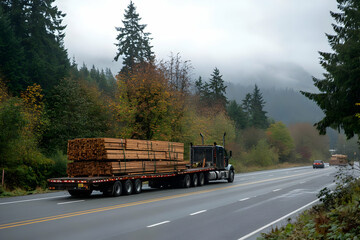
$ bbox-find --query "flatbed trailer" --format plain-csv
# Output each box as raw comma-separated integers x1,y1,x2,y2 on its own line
48,166,234,197
48,134,235,197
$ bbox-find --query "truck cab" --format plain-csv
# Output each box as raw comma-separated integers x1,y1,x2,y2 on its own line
190,145,231,169
189,133,234,182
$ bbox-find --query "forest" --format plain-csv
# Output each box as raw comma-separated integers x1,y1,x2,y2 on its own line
0,0,355,193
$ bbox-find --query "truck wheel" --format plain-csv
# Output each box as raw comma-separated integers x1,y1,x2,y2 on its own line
123,179,133,195
192,174,198,187
204,172,210,184
198,172,205,186
133,179,142,194
112,181,122,197
182,174,191,188
228,169,235,183
68,189,92,197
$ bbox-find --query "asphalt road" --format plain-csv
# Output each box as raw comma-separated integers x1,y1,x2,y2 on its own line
0,165,356,240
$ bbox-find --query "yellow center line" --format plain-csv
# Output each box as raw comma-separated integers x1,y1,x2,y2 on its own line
0,171,315,230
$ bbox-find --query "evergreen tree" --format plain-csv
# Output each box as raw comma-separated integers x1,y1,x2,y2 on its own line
250,84,268,129
114,1,154,74
227,100,248,130
242,93,252,115
301,0,360,141
194,76,204,95
44,77,111,152
0,5,26,92
1,0,69,93
208,67,227,108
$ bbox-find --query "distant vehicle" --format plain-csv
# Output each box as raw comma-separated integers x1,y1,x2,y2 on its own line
329,154,348,166
313,160,325,169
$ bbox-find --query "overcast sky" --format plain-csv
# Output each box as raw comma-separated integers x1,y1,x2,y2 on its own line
55,0,338,91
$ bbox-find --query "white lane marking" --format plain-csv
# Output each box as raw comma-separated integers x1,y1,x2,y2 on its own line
57,200,85,205
269,175,274,177
0,196,67,205
239,198,250,202
272,188,282,192
238,199,319,240
147,221,170,228
299,181,306,184
190,210,207,216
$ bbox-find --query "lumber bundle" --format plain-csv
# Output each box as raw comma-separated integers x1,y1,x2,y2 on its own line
67,138,187,177
67,160,187,177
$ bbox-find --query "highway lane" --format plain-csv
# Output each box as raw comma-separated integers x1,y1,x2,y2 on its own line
0,166,345,240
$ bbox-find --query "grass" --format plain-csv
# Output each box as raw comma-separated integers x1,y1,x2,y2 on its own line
0,186,53,198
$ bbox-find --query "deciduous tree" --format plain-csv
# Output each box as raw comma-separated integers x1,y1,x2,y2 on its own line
266,122,295,162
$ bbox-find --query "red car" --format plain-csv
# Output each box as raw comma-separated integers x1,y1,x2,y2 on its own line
313,160,325,168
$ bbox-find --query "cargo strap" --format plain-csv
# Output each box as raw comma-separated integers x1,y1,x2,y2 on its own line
121,139,126,172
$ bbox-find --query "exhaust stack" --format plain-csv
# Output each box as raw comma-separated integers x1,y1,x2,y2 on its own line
223,132,226,148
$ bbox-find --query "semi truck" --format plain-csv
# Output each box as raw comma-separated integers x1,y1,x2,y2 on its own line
48,134,235,197
329,154,348,166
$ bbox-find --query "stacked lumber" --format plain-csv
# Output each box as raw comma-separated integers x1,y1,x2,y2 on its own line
66,138,187,177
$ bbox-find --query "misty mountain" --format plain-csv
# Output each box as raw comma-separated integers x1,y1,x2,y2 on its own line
226,83,324,125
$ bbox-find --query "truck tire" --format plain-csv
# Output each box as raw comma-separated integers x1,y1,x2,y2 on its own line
68,189,92,197
112,181,122,197
123,179,133,195
133,179,142,194
204,172,210,184
198,172,205,186
228,169,235,183
192,174,198,187
182,174,191,188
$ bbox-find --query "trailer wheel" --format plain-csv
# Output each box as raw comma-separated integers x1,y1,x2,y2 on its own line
68,189,92,198
198,172,205,186
133,179,142,194
228,169,235,183
123,179,133,195
204,172,210,184
112,181,122,197
182,174,191,188
192,174,198,187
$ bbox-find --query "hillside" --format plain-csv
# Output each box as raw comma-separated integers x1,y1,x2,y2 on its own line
226,83,324,125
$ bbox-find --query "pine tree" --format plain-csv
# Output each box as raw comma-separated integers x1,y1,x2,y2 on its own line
0,0,69,93
208,67,227,108
242,85,268,129
250,84,268,129
0,5,26,92
114,1,154,74
301,0,360,141
227,100,248,129
194,76,204,95
242,93,252,115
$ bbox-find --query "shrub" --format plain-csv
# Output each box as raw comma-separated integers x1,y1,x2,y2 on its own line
242,139,279,167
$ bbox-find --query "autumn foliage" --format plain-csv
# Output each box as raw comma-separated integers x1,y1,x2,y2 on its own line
114,63,175,140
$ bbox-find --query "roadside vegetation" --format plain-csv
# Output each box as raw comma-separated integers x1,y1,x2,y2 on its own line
0,0,358,197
